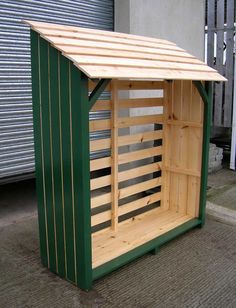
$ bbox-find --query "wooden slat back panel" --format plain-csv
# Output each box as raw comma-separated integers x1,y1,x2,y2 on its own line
163,80,203,216
90,82,165,231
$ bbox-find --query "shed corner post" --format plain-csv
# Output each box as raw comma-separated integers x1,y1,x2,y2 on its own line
193,80,213,227
72,70,92,291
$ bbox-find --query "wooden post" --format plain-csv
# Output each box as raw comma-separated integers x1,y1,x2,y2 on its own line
111,80,119,231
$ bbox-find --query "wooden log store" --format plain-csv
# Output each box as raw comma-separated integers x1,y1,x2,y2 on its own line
26,20,225,290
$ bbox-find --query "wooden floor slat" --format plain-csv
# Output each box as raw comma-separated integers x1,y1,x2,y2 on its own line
92,210,194,268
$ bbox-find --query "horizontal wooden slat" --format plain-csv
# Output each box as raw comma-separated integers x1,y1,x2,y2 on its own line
90,175,111,190
163,166,200,177
37,28,185,52
91,192,111,209
116,80,164,90
91,100,111,111
79,65,225,81
118,192,161,216
118,97,163,109
90,138,111,152
57,45,203,65
118,162,162,182
91,130,163,152
27,20,174,46
119,177,162,200
89,119,111,132
118,146,162,165
90,157,111,171
91,210,111,227
118,114,163,128
70,55,216,73
166,120,203,127
47,36,194,58
118,130,163,147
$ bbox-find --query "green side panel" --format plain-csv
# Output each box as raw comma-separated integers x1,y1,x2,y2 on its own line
93,219,201,281
39,37,57,273
70,67,92,290
49,46,66,277
30,31,48,267
59,54,75,282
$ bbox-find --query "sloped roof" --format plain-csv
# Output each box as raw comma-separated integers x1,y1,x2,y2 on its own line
25,20,225,81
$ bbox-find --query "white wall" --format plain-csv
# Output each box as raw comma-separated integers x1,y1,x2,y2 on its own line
115,0,205,60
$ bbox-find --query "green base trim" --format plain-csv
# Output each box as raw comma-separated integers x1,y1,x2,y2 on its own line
92,218,201,281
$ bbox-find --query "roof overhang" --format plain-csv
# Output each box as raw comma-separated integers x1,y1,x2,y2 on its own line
24,20,226,82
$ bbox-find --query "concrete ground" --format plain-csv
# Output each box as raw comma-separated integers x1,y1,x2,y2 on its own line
0,175,236,307
208,168,236,211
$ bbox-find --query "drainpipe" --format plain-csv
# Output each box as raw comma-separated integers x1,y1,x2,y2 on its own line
230,51,236,170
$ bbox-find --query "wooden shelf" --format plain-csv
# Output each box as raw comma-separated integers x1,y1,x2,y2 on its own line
92,209,194,268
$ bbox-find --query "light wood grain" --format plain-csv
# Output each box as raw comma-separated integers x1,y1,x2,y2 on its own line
119,177,162,200
111,80,119,231
90,157,111,172
118,114,163,128
92,209,194,267
118,146,162,165
118,162,162,182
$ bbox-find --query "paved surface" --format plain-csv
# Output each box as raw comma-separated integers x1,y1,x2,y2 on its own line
0,175,236,307
0,213,236,307
208,168,236,211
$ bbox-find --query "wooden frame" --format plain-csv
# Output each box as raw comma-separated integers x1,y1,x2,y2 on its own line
28,20,224,291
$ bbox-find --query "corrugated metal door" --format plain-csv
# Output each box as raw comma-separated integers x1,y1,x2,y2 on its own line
0,0,113,182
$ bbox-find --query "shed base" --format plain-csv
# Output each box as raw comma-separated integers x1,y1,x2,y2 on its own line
92,209,195,269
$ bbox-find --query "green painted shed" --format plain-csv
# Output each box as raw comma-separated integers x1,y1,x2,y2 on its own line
26,20,225,290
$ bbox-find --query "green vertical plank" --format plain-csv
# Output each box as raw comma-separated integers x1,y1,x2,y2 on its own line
39,37,57,272
59,54,75,282
70,66,92,290
199,81,212,226
193,81,212,227
30,30,48,267
49,45,66,277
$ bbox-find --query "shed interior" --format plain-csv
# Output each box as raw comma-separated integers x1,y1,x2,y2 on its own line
90,79,203,268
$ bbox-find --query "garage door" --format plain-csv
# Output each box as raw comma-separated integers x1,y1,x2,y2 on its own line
0,0,113,182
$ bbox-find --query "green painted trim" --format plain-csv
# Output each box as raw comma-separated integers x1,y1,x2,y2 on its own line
30,30,48,267
70,69,93,290
92,218,201,281
89,79,111,109
193,81,212,226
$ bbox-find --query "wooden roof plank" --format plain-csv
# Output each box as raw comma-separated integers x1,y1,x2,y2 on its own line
78,65,226,81
68,54,216,73
24,19,175,46
24,20,226,82
32,28,185,52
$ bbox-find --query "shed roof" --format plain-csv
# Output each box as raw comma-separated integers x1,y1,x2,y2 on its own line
25,20,225,81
